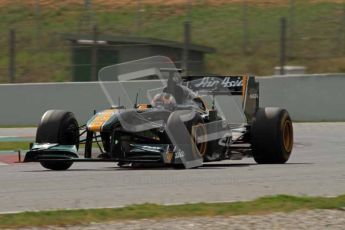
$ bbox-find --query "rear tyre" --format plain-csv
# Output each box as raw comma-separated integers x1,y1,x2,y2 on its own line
251,107,293,164
36,110,79,170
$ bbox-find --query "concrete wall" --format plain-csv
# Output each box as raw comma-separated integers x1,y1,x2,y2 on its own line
258,73,345,122
0,81,164,126
0,73,344,125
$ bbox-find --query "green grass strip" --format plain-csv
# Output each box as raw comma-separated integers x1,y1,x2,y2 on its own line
0,142,30,151
0,194,344,228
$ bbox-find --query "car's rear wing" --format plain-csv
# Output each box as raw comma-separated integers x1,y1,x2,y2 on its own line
183,76,259,123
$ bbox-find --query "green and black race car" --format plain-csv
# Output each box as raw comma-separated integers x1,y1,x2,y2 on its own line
24,56,293,170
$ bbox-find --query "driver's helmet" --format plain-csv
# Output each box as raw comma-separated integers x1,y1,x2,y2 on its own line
151,92,176,108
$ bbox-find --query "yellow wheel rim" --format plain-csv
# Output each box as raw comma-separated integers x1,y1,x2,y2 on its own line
282,119,293,152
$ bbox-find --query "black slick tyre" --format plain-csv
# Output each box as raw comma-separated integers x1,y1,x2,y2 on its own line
251,107,293,164
36,110,79,170
40,161,73,171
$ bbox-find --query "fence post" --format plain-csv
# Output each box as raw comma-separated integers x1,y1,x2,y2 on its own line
91,24,99,81
243,0,249,54
186,0,192,21
85,0,94,26
8,29,16,83
280,17,287,75
333,2,345,55
183,21,191,76
288,0,295,58
136,0,142,35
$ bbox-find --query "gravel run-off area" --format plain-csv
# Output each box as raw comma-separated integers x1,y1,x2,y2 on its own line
14,209,345,230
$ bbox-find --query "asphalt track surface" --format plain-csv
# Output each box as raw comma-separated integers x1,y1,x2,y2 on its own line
0,123,344,213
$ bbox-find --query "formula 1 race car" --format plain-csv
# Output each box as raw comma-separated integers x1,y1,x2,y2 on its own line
24,56,293,170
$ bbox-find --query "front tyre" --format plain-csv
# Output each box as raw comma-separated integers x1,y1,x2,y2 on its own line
36,110,79,170
168,111,206,169
40,161,73,171
251,108,293,164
